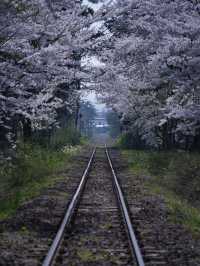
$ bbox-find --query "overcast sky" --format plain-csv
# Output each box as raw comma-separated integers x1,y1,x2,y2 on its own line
81,90,107,112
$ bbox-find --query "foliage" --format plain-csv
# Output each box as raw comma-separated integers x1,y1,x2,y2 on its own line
95,0,200,149
1,0,200,151
0,0,99,146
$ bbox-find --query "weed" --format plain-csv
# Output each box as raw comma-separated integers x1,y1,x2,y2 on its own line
77,249,107,262
123,149,200,235
50,126,81,150
0,127,83,219
77,249,95,262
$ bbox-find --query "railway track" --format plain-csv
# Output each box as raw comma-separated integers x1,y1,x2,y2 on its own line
42,147,145,266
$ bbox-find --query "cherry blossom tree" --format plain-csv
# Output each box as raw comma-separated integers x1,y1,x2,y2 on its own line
1,0,200,150
0,0,96,148
95,0,200,149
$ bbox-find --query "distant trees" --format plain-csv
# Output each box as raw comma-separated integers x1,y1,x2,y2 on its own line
96,0,200,149
79,101,96,137
106,110,120,138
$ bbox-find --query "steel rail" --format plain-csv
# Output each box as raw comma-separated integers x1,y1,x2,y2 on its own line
105,146,145,266
42,148,96,266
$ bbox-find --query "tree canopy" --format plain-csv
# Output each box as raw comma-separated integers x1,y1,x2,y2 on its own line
94,0,200,149
1,0,200,150
0,0,96,146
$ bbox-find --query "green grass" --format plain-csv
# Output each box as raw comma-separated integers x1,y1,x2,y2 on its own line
123,150,150,176
116,132,145,149
0,134,83,219
50,126,82,150
149,183,200,236
123,149,200,235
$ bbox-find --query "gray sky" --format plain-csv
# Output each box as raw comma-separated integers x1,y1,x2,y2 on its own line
81,90,107,112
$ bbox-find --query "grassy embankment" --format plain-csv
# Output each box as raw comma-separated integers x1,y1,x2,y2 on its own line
120,144,200,235
0,127,85,219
